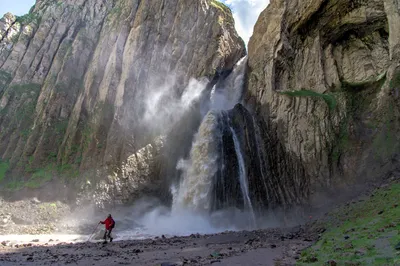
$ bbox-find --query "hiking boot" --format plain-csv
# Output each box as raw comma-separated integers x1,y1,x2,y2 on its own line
110,237,113,242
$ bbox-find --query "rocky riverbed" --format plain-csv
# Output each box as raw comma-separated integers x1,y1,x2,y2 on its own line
0,198,71,235
0,225,321,266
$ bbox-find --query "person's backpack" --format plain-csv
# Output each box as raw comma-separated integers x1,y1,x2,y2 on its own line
111,219,115,229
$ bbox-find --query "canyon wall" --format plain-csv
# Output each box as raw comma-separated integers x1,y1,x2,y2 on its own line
245,0,400,207
0,0,245,204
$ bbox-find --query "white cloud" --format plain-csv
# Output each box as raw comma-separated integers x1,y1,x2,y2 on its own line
221,0,270,46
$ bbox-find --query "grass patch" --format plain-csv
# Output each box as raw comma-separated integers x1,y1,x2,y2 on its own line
298,183,400,265
58,164,79,179
280,89,337,111
0,159,10,182
5,181,24,191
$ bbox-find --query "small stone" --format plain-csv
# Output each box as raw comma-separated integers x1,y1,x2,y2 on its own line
354,248,366,256
326,260,337,266
1,241,7,246
31,239,39,243
270,244,277,249
344,235,350,240
377,210,384,215
26,257,33,261
344,243,354,249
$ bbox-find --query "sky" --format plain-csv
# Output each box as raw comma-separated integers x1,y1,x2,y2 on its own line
0,0,269,45
221,0,270,45
0,0,35,17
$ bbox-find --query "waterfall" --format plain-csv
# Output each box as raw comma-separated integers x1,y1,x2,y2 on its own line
171,56,259,228
229,124,257,227
173,111,222,213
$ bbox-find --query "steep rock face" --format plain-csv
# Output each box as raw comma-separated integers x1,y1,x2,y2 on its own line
211,104,307,214
0,0,245,204
246,0,400,206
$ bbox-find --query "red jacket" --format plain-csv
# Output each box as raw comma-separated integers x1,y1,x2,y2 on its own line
100,217,114,230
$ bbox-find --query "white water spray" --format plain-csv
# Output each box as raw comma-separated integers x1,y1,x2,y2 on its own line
171,56,257,230
173,112,221,212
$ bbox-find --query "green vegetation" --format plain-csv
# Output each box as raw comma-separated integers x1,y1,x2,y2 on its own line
5,181,24,191
210,0,231,15
25,166,53,188
58,163,79,179
11,33,20,44
280,89,337,111
0,159,10,182
82,125,93,150
298,183,400,265
15,12,40,25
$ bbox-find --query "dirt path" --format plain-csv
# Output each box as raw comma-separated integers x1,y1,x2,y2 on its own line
0,226,318,265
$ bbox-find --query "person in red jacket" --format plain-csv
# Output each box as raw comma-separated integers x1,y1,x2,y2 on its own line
99,214,115,243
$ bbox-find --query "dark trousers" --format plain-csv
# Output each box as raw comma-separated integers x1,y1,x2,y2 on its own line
103,229,113,240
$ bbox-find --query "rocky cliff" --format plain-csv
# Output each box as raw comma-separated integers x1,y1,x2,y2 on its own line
245,0,400,207
0,0,245,204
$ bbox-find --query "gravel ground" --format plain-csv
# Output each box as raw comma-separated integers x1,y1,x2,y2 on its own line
0,226,321,265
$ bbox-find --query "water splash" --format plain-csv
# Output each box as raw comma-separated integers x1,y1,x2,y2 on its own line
171,56,258,229
173,111,221,212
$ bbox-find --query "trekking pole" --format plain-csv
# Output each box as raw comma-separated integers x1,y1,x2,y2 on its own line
87,223,100,242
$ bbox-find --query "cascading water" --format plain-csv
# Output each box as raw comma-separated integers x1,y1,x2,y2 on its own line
173,112,222,212
172,56,258,229
229,124,257,227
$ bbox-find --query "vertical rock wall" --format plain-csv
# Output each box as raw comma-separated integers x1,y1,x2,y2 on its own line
0,0,246,204
246,0,400,207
